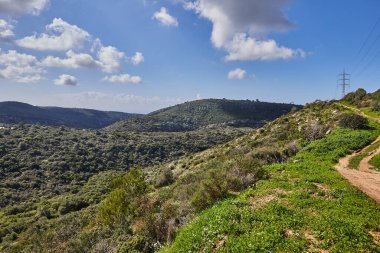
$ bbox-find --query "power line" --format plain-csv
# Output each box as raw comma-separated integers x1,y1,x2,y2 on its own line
356,47,380,77
352,31,380,75
349,17,380,72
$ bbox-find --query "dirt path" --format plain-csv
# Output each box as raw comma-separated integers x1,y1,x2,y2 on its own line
338,103,380,122
335,136,380,204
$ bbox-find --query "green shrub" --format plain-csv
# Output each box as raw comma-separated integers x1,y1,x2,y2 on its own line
155,168,174,188
338,113,368,130
191,171,229,212
58,197,89,215
343,88,367,106
371,100,380,112
117,235,152,253
369,153,380,171
227,158,267,191
98,168,148,226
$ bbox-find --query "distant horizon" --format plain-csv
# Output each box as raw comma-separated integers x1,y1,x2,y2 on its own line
0,96,307,114
1,1,380,113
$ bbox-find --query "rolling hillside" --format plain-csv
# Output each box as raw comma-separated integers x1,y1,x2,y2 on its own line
109,99,301,132
2,92,380,252
0,101,141,129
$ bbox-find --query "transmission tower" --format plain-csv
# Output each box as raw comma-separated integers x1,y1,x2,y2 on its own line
338,70,351,98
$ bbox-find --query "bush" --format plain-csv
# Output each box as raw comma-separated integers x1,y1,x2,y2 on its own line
191,171,229,212
118,235,152,253
227,158,267,191
18,142,28,151
98,168,148,226
343,88,367,106
371,100,380,111
338,113,368,130
303,123,328,141
58,197,89,215
283,140,300,157
155,168,174,188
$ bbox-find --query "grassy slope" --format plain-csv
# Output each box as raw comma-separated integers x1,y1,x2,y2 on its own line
348,141,380,169
161,126,380,252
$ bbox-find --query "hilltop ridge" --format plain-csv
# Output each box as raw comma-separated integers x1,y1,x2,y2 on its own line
109,99,301,132
0,101,140,129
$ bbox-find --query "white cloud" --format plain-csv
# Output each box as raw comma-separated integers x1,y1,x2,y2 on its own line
42,46,125,73
0,50,44,83
185,0,304,61
227,67,246,80
225,33,298,61
103,74,142,84
153,7,179,27
131,52,144,65
97,46,124,73
9,18,136,80
0,19,14,41
16,18,90,51
42,50,100,69
0,0,49,16
54,74,78,86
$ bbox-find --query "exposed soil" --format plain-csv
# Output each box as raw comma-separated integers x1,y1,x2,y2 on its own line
335,136,380,204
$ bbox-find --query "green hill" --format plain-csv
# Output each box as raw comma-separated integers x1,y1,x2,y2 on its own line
109,99,301,132
0,101,140,129
2,92,380,252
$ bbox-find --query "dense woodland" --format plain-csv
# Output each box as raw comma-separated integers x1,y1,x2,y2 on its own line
0,125,249,208
109,99,301,132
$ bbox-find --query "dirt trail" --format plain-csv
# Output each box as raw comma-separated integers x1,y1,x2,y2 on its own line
335,133,380,204
339,103,380,122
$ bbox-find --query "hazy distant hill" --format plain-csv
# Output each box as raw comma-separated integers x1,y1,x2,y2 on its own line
0,101,141,129
109,99,302,132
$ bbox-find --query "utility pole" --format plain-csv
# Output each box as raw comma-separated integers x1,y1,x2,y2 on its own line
338,70,350,98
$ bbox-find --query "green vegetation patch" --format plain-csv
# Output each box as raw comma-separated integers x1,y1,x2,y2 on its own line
369,154,380,171
349,140,380,169
161,128,380,253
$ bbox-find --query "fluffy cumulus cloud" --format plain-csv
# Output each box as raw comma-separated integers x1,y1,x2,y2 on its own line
0,0,49,16
153,7,179,27
225,33,298,61
103,74,142,84
0,19,14,41
228,68,246,80
54,74,78,86
16,18,90,51
131,52,144,65
97,46,125,73
0,17,142,83
42,46,125,73
0,50,44,83
42,50,101,69
185,0,304,61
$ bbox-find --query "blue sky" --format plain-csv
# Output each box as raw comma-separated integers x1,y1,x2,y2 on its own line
0,0,379,113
